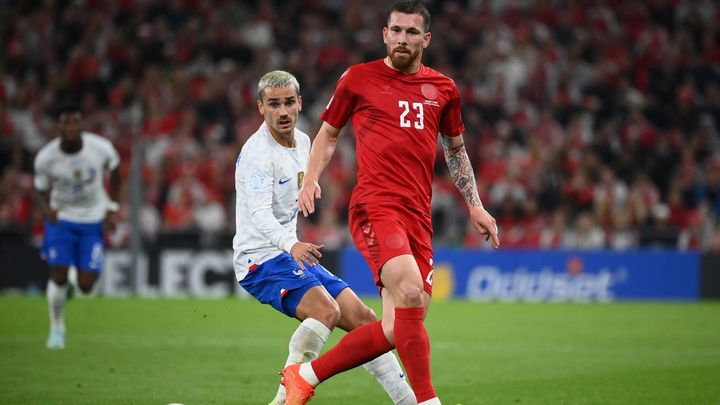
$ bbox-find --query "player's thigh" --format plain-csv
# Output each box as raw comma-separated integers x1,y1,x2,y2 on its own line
349,205,412,290
49,265,71,284
294,285,340,329
42,221,76,268
408,215,435,297
380,254,425,306
239,253,323,318
76,222,105,272
334,288,377,332
305,263,350,300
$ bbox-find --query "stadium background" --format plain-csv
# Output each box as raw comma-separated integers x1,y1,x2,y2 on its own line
0,1,719,404
1,0,720,298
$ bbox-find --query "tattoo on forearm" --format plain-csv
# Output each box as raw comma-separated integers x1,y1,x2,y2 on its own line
442,137,482,207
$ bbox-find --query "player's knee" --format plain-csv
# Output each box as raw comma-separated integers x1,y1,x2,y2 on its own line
50,267,69,285
78,281,94,294
77,273,98,293
344,305,378,330
51,274,69,285
327,302,342,325
314,300,341,329
358,305,377,325
397,286,424,307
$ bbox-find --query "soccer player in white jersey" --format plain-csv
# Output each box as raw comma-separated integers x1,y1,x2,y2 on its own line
33,104,121,349
233,71,415,405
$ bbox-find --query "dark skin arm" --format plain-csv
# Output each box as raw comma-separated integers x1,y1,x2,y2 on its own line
105,167,121,233
34,189,57,224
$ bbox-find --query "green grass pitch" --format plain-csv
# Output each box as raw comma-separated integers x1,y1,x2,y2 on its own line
1,296,719,404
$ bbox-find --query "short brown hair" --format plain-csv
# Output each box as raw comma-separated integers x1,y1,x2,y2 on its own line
386,1,430,32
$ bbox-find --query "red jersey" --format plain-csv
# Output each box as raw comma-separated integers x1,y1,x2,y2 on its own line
321,59,464,216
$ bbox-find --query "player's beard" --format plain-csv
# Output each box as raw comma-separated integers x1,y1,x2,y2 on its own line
388,46,420,72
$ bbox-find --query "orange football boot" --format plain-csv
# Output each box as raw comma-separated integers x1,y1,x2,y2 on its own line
280,363,315,405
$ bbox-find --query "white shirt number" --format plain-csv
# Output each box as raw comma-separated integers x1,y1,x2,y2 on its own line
398,100,424,129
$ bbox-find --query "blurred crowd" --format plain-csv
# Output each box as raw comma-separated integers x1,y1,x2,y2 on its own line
2,0,720,251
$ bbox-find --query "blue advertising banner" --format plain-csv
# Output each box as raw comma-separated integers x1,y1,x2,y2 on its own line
339,248,701,301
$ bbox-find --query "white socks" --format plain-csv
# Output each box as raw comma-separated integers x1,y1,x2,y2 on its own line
47,280,67,334
274,319,417,405
288,318,331,363
272,318,331,403
363,351,416,405
298,361,320,387
418,398,442,405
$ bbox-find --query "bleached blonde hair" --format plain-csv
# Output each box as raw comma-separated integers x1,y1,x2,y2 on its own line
258,70,300,100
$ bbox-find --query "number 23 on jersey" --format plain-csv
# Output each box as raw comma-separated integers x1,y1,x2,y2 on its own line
398,100,424,129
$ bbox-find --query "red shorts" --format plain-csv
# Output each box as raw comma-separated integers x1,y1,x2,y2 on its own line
349,203,434,296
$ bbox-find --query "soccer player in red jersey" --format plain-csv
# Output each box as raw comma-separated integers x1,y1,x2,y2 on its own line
284,1,500,404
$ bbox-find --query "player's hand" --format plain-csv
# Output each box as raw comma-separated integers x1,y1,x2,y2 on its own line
298,179,322,217
104,211,118,234
290,241,324,269
469,205,500,249
46,209,58,224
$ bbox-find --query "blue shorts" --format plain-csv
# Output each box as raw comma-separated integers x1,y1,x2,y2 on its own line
239,252,349,318
41,220,105,272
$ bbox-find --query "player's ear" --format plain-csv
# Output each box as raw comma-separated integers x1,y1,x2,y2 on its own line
257,99,265,116
423,31,431,48
297,95,302,112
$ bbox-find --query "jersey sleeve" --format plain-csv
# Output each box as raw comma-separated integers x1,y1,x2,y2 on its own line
101,138,121,170
439,83,465,137
239,152,299,253
33,152,50,192
320,68,357,129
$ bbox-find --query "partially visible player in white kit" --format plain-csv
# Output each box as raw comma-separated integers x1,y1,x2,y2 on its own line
33,104,121,349
233,71,415,405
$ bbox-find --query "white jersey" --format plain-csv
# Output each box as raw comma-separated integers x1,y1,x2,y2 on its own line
34,132,120,223
233,123,310,281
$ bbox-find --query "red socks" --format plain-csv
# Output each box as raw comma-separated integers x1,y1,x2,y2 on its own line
311,320,392,383
394,307,436,402
309,307,437,402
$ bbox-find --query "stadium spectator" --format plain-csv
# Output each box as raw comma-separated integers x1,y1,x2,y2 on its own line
608,211,638,251
639,203,679,249
540,208,568,249
594,166,629,229
0,0,719,250
564,211,606,250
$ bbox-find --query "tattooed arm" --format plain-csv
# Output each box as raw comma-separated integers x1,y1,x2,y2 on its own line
441,134,500,248
442,134,482,207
